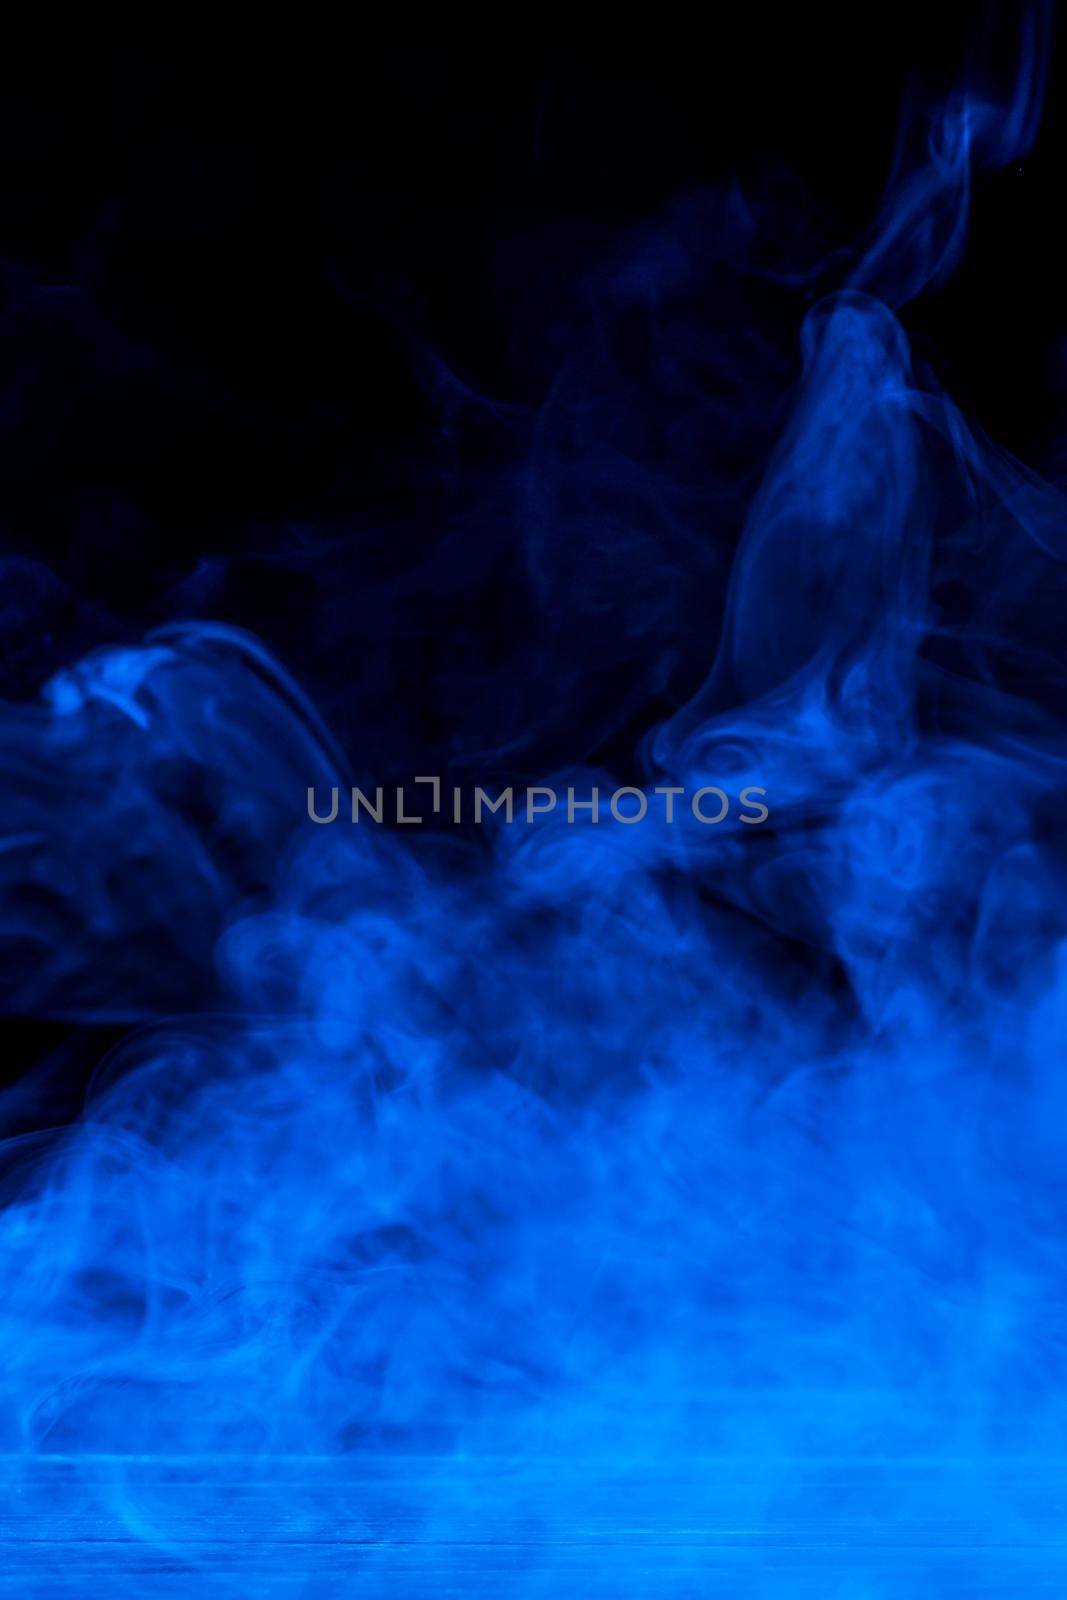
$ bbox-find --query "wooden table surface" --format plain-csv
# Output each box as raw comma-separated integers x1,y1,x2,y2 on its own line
2,1455,1066,1595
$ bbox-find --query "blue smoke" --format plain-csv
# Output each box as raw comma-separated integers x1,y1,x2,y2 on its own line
1,9,1064,1591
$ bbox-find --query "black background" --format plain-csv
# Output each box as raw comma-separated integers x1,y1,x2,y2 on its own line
0,5,1063,1105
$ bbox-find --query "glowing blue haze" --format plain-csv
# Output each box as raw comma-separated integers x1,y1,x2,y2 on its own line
0,11,1062,1591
